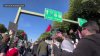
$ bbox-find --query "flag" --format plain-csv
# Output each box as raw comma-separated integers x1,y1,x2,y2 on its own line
46,25,51,32
21,32,26,39
21,32,26,37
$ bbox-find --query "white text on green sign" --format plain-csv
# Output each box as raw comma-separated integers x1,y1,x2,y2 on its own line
44,8,62,22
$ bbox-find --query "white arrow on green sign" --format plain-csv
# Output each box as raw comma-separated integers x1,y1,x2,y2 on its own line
44,8,62,22
78,18,87,26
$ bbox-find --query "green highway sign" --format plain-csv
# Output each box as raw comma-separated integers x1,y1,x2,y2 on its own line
78,18,87,26
44,8,62,22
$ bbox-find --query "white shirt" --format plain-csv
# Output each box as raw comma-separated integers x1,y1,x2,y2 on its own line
61,38,74,52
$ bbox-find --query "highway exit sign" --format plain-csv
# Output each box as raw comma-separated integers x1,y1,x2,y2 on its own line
44,8,62,22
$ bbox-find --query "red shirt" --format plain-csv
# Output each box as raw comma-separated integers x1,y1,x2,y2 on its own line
6,47,18,56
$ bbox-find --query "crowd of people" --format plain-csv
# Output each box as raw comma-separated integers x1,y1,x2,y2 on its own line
32,21,100,56
0,29,33,56
0,21,100,56
52,21,100,56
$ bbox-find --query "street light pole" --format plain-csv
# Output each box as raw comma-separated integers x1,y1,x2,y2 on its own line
9,7,21,46
14,7,21,24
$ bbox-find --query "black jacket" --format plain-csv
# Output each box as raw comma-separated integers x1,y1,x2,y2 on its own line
0,43,9,54
53,34,100,56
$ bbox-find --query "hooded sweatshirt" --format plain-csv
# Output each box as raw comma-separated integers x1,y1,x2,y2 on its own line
53,34,100,56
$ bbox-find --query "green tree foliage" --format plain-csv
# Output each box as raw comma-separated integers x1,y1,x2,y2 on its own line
0,24,7,33
17,30,27,40
63,0,100,21
53,22,70,33
53,0,100,32
63,0,82,19
52,0,82,32
71,0,100,30
72,0,100,21
17,30,24,35
38,32,51,40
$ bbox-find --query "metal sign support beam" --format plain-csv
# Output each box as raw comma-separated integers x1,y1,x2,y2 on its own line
14,7,78,24
14,7,21,24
